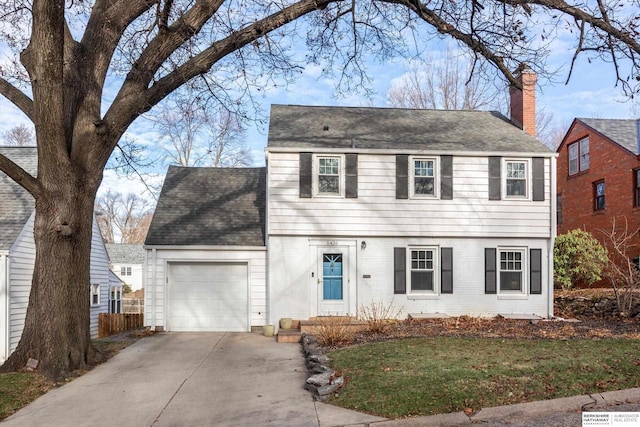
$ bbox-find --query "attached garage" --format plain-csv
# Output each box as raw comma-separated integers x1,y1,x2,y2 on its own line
167,262,249,332
144,167,267,332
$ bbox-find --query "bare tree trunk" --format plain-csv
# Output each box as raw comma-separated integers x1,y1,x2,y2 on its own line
0,172,102,380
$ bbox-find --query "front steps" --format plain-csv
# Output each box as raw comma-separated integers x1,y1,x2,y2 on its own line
276,317,367,343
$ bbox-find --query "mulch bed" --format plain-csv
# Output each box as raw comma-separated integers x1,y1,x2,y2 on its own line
329,289,640,350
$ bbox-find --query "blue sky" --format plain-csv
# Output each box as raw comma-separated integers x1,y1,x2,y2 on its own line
0,19,637,203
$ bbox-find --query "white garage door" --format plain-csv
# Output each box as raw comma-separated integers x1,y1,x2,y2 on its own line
168,262,248,332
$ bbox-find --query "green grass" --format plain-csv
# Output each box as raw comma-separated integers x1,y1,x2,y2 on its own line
327,337,640,418
0,372,53,420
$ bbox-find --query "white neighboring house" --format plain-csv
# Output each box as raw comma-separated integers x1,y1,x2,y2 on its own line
144,70,556,332
0,147,118,363
105,244,145,291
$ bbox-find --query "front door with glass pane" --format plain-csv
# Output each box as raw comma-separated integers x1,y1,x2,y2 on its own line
318,249,348,315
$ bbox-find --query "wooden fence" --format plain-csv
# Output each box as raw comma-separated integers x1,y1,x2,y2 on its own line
98,313,144,338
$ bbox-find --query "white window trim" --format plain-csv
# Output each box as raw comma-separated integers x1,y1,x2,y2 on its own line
313,154,345,198
497,247,527,297
406,246,439,297
91,284,101,306
410,156,439,199
502,158,531,200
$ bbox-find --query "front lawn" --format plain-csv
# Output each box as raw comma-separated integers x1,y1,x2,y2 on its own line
0,372,53,420
327,337,640,418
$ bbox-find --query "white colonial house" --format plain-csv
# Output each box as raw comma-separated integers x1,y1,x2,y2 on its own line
144,70,556,332
0,147,119,362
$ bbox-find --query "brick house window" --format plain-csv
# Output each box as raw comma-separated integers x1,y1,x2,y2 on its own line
594,180,605,211
556,193,562,225
568,137,589,175
634,169,640,207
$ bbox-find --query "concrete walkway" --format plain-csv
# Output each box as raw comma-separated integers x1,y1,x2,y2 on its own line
3,333,640,427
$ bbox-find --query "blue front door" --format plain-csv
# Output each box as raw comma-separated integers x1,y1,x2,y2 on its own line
322,254,343,300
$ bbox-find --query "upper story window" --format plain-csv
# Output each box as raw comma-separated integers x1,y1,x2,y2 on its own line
634,169,640,207
505,160,527,197
594,180,605,211
412,158,438,197
568,137,589,175
120,266,132,276
314,155,344,197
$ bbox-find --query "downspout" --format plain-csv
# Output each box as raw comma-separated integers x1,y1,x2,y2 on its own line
548,156,557,318
151,248,157,330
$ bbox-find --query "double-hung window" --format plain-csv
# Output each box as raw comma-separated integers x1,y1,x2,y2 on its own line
409,248,437,293
568,137,589,175
499,249,525,293
411,157,437,197
506,161,527,197
314,155,343,196
120,266,132,276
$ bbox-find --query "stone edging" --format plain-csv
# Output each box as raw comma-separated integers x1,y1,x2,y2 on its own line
301,333,344,400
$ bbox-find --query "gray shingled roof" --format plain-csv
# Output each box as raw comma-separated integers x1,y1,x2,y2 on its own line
578,118,639,154
0,147,37,251
267,105,552,153
105,244,145,264
145,166,266,246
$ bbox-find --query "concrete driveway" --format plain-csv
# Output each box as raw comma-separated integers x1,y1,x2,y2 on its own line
2,332,382,427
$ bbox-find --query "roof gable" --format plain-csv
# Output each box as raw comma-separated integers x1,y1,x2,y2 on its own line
267,105,551,153
105,244,146,263
145,166,266,246
0,147,37,251
578,118,639,155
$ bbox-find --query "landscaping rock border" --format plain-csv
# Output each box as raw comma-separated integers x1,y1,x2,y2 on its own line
301,333,344,400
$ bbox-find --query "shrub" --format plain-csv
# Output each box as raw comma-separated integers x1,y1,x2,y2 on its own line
358,301,403,334
554,229,608,290
314,316,354,347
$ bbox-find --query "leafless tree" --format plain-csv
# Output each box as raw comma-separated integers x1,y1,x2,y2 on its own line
600,217,640,317
387,49,503,110
153,90,251,167
96,190,153,244
536,107,568,150
3,124,35,146
0,0,637,380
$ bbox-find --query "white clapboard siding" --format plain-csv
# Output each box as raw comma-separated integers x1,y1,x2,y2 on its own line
89,216,110,338
143,247,267,330
268,153,552,238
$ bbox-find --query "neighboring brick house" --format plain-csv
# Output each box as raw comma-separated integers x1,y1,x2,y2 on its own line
556,118,640,262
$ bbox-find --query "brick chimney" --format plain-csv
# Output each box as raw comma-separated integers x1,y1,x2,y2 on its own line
509,65,537,137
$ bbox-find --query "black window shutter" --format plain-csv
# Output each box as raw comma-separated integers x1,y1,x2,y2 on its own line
394,247,406,294
441,247,453,294
396,155,409,199
441,155,453,200
485,248,497,294
532,157,545,201
530,249,542,294
346,154,358,198
488,157,501,200
299,153,312,198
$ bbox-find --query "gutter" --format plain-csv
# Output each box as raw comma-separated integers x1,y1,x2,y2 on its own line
548,156,557,318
